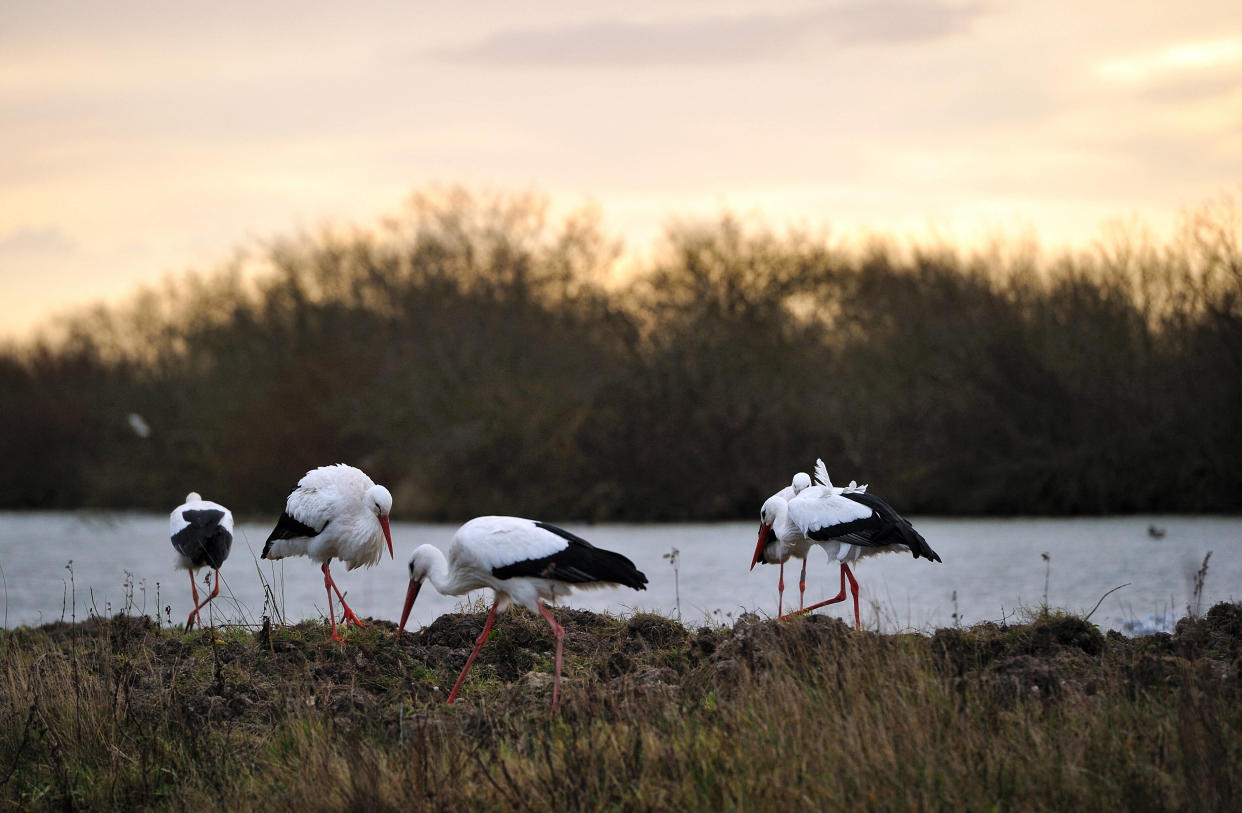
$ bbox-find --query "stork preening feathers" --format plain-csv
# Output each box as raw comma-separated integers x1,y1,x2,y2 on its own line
751,464,868,616
262,464,394,642
752,460,940,628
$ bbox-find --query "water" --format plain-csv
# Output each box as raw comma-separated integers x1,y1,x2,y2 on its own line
0,513,1238,634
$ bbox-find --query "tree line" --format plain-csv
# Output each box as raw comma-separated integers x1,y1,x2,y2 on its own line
2,188,1239,519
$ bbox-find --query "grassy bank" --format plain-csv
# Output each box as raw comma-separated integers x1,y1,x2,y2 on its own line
2,604,1240,811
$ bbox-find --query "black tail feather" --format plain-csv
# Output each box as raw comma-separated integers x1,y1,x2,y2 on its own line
842,491,941,562
877,520,940,562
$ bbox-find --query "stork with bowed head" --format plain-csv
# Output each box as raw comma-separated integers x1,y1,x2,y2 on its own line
398,516,648,712
170,492,233,631
261,464,394,642
751,462,868,615
752,470,812,616
752,459,939,628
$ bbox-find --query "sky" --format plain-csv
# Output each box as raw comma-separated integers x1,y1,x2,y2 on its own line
1,0,1240,339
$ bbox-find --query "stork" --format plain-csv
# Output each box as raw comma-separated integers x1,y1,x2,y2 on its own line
397,516,648,712
170,492,233,631
751,462,868,614
753,470,813,616
262,464,394,642
752,460,939,628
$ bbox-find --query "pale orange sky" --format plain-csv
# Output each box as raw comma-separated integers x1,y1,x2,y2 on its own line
2,1,1240,339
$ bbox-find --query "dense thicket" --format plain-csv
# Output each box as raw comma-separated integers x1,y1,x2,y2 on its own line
3,189,1240,518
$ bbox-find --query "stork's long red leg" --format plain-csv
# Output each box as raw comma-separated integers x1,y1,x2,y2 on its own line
843,563,860,630
447,600,500,704
537,603,565,714
323,566,366,627
782,563,849,620
187,570,221,629
777,560,785,617
799,558,809,611
185,569,202,630
322,562,343,643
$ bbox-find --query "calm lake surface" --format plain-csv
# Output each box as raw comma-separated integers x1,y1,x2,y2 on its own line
1,513,1239,634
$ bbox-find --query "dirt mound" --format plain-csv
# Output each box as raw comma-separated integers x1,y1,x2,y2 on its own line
624,614,687,649
932,613,1105,675
943,607,1242,705
9,602,1241,726
1173,603,1242,660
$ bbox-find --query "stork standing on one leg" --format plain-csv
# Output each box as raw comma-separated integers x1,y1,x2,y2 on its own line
170,492,233,631
261,464,394,642
397,516,648,712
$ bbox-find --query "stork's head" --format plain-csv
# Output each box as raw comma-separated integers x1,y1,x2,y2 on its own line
366,484,394,559
750,495,784,570
791,472,812,494
398,545,438,640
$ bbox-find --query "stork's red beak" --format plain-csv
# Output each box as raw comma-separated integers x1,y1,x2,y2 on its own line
750,524,775,570
379,515,393,559
397,579,421,640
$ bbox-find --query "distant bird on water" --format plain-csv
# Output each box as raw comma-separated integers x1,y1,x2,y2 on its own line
752,460,939,628
262,464,394,642
398,516,648,712
170,492,233,631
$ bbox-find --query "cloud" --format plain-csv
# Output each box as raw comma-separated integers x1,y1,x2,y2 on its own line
1097,36,1242,84
0,226,78,256
435,1,988,67
1094,36,1242,111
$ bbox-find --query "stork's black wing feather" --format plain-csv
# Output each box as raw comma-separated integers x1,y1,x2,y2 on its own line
492,522,649,590
805,512,885,543
837,491,941,562
172,509,233,569
265,512,323,542
801,492,941,562
261,512,325,558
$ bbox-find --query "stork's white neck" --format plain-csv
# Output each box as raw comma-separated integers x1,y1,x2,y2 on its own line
768,496,800,542
411,544,477,597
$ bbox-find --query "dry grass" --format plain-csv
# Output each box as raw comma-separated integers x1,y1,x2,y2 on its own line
1,604,1240,811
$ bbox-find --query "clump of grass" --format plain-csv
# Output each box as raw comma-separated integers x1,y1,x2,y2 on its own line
1189,550,1213,619
663,546,681,621
1,604,1240,809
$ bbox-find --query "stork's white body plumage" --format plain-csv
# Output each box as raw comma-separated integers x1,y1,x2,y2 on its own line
262,464,394,641
415,516,624,610
263,464,391,569
169,492,234,630
399,516,648,711
170,492,234,570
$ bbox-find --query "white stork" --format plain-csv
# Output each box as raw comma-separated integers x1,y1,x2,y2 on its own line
397,516,648,712
751,461,868,614
752,470,813,616
170,492,234,630
751,460,939,628
261,464,394,642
